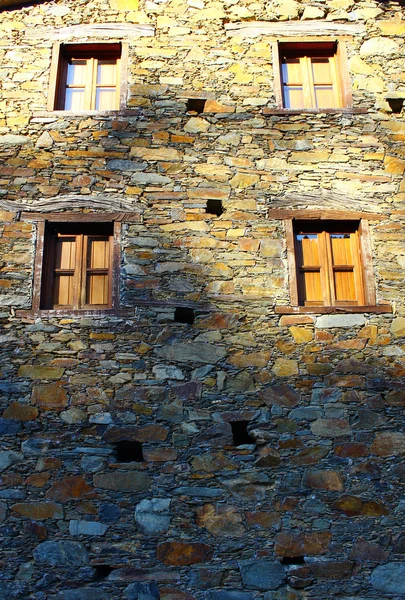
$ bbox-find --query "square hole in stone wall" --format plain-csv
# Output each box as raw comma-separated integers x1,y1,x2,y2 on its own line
174,307,195,324
186,98,207,114
93,565,114,580
231,421,254,446
206,199,224,217
114,440,144,462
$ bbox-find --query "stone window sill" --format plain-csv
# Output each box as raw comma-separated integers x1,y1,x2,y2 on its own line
275,305,392,315
263,107,368,116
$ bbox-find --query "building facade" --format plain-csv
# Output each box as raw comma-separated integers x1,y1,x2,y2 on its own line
1,0,405,598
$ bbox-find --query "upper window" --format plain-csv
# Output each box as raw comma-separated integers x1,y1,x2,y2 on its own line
273,41,352,111
40,222,114,310
49,43,123,111
293,220,365,307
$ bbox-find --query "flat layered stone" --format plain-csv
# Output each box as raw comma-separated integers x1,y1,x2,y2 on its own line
371,432,405,456
239,559,285,590
275,531,332,557
350,538,389,562
304,470,344,491
3,402,38,421
46,475,93,501
11,501,63,520
196,504,244,537
19,366,65,379
33,541,88,566
371,563,405,594
157,542,213,566
259,385,300,407
94,472,151,492
310,419,352,437
155,343,226,364
135,498,171,534
103,425,168,443
32,382,68,411
69,520,108,536
315,315,365,329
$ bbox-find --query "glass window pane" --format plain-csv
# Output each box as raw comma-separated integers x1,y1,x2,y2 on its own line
87,274,109,305
311,58,332,84
95,88,117,111
97,60,117,85
65,89,85,111
314,86,335,109
67,60,87,85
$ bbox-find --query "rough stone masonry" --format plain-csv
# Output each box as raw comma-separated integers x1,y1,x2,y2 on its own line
1,0,405,598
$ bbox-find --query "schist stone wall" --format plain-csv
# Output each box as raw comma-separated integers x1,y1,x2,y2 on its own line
1,0,405,599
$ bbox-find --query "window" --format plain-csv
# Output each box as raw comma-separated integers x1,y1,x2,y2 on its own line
273,41,352,111
269,209,391,314
293,220,365,307
49,43,124,111
40,222,114,310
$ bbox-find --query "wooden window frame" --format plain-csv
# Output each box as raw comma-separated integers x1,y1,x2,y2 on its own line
272,39,353,112
47,42,128,112
269,209,391,315
29,215,122,316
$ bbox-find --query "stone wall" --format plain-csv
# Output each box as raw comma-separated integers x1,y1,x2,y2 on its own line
1,0,405,599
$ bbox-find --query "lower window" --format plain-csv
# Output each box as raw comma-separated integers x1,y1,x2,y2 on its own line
41,222,113,310
293,220,365,307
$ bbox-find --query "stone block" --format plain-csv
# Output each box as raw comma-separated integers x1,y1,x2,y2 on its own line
157,542,213,566
32,382,68,411
33,541,88,566
315,315,366,329
69,520,108,536
46,475,93,501
275,531,332,557
304,470,344,491
196,503,244,537
11,502,63,520
19,366,65,380
0,451,23,471
135,498,171,534
371,563,405,594
94,472,151,492
239,559,285,590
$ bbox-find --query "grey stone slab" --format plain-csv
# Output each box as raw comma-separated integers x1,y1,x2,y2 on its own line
315,314,366,329
107,159,147,171
22,438,50,456
135,498,171,534
124,582,160,600
94,471,151,493
239,558,286,590
131,172,171,185
371,562,405,594
69,520,108,536
0,451,23,471
33,541,88,566
155,342,226,364
0,418,21,435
